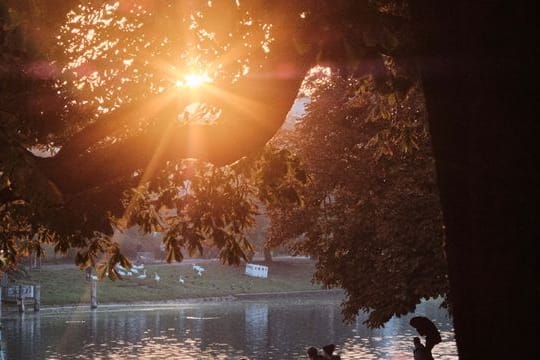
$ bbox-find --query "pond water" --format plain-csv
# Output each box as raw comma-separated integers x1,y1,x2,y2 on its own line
1,295,457,359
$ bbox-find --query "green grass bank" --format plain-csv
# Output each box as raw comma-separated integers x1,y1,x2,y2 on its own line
18,258,326,307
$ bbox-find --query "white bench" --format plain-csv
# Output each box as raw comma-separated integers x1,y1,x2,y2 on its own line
244,263,269,278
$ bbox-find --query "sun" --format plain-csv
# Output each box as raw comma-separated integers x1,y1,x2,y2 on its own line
176,73,212,88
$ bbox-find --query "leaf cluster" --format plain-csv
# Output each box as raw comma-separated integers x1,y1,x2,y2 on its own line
268,70,448,327
115,146,305,269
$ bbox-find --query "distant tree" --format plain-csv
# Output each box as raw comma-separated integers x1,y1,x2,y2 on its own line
244,205,270,260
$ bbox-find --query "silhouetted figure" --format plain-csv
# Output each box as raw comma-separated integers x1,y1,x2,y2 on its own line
322,344,341,359
413,336,433,360
307,346,323,359
410,316,441,359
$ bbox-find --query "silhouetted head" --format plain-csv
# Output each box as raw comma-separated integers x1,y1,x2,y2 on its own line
323,344,336,355
307,346,318,358
413,337,422,347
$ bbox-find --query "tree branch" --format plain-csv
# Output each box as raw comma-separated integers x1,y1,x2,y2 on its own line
38,65,310,195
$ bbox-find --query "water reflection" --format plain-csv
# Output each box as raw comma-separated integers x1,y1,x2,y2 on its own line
2,296,457,359
245,304,268,355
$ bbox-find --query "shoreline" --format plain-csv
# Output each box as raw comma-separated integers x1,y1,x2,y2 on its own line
1,289,344,318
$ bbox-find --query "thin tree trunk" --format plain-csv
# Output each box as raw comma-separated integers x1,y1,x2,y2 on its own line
263,247,273,263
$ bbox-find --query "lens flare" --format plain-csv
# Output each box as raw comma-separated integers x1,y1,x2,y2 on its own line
176,73,212,88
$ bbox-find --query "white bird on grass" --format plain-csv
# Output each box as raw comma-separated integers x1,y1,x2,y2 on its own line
179,276,185,284
154,272,160,282
91,275,98,281
193,264,205,276
137,269,147,279
116,265,127,272
192,264,202,271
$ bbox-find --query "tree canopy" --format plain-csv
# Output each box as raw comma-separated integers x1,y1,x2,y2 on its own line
2,0,412,261
0,1,449,327
1,0,314,273
267,65,447,327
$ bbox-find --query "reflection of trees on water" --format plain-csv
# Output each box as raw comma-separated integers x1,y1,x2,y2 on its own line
91,310,97,340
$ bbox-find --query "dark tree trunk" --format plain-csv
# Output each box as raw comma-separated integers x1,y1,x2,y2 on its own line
409,1,538,358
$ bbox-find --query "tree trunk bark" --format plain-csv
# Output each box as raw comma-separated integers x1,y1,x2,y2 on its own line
409,1,538,358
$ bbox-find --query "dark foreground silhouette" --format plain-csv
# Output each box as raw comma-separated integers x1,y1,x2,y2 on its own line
306,344,341,359
410,316,441,359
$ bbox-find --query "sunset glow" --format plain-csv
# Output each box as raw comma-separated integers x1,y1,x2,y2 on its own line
176,73,212,88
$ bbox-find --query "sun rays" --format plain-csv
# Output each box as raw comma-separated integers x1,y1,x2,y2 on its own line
57,1,286,237
176,73,213,88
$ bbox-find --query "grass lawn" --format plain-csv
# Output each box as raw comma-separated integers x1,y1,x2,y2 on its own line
20,258,323,306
